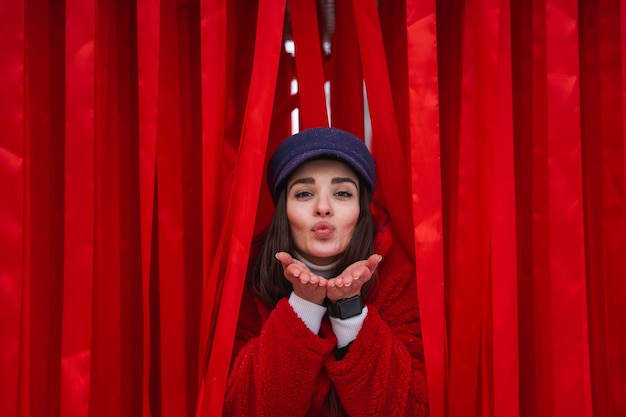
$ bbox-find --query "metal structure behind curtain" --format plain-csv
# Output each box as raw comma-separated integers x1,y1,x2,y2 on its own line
0,0,625,417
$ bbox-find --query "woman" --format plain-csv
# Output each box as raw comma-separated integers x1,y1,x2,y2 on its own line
224,127,429,416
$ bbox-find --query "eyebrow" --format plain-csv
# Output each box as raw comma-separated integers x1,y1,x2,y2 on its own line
288,176,358,192
331,177,358,188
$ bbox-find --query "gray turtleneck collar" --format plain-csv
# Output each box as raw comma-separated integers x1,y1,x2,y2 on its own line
294,251,340,279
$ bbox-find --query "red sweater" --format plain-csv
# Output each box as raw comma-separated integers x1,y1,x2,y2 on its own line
224,227,429,416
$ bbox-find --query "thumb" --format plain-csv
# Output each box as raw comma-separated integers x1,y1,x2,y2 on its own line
275,251,294,269
365,254,382,271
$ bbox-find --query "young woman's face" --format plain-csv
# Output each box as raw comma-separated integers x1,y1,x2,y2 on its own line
286,159,360,265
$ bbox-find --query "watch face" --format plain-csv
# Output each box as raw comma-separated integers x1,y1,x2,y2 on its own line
336,295,363,319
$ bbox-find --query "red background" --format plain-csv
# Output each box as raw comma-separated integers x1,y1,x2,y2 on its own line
1,0,625,416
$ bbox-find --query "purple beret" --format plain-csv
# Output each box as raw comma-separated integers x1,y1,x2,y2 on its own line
267,127,376,203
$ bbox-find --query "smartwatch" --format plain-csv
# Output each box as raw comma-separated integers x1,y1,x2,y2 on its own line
327,295,364,319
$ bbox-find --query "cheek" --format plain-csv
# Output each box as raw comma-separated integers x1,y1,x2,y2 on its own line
343,207,360,235
286,204,304,231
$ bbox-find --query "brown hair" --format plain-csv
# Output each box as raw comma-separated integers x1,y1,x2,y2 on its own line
247,168,381,416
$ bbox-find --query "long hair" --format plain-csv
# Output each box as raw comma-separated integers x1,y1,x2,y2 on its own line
248,178,377,307
247,173,380,416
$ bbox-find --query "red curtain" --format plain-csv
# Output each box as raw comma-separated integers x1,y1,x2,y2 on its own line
1,1,625,417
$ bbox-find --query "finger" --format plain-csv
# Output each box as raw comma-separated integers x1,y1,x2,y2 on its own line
309,274,327,286
344,265,366,282
350,255,381,280
298,270,312,284
275,251,295,268
284,262,302,278
364,254,382,271
330,276,350,288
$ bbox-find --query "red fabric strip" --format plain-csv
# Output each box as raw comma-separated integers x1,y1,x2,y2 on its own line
611,1,626,415
351,0,414,258
473,3,500,414
579,2,612,416
198,0,256,406
526,2,555,415
178,0,204,412
447,2,483,414
91,1,123,414
620,2,626,203
578,11,608,411
580,1,626,415
61,1,95,416
198,5,261,374
288,0,328,128
545,1,592,416
22,1,66,415
379,1,410,147
114,3,143,416
405,1,445,417
434,2,465,412
0,1,25,416
198,0,227,388
200,0,227,261
487,1,520,416
330,0,363,136
155,0,189,415
136,0,159,415
197,1,287,416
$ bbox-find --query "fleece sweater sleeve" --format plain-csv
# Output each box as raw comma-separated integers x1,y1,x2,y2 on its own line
324,247,429,417
224,296,335,417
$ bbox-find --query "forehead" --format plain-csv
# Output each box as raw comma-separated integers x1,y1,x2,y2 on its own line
288,159,359,182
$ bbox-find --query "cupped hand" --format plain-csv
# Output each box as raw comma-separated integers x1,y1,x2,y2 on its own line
275,252,328,305
326,254,382,302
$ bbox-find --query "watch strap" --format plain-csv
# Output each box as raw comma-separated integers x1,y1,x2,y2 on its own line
334,341,354,360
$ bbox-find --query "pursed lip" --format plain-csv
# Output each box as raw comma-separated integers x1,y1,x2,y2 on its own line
311,221,335,239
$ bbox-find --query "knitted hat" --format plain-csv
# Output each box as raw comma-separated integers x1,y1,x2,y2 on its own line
267,127,376,203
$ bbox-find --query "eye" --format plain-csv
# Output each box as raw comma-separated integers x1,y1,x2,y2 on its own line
294,190,313,199
335,190,353,198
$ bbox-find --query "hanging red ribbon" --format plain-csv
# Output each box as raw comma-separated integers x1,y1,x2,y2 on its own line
136,0,159,414
488,2,520,416
196,1,287,415
0,0,25,416
351,0,414,259
289,0,328,128
405,2,444,417
545,1,593,415
446,3,483,413
21,1,67,415
61,1,95,416
330,0,363,136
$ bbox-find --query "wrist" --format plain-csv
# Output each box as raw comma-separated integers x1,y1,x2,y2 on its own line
289,292,327,334
293,291,325,306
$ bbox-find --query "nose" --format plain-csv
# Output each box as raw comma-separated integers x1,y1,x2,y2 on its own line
315,195,332,217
